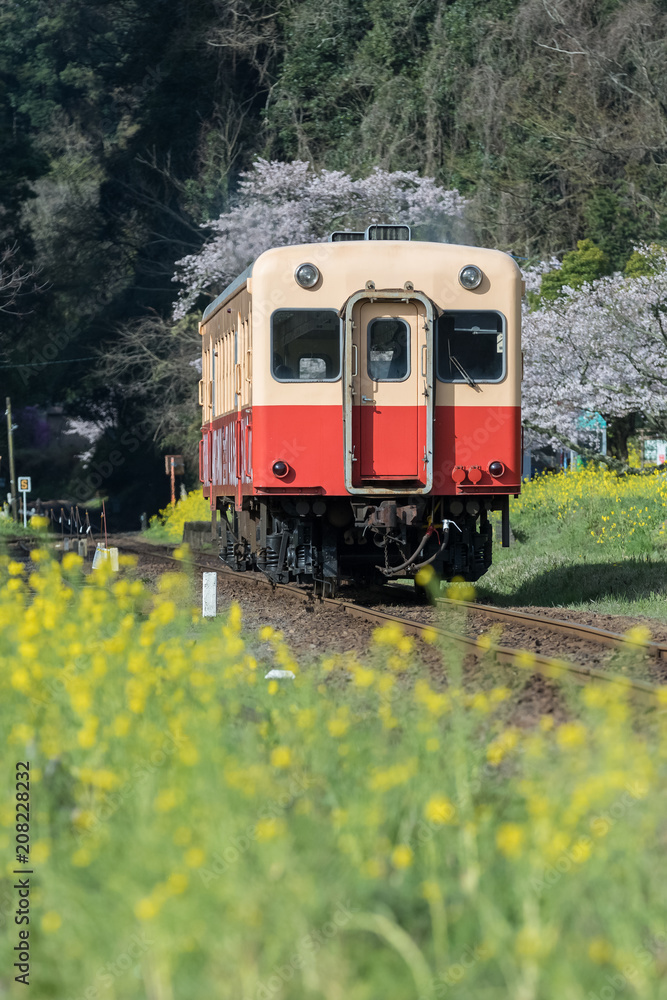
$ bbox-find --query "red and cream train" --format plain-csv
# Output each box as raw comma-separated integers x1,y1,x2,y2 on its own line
199,226,522,588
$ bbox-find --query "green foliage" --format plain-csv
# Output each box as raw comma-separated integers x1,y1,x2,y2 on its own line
538,240,611,303
624,243,667,278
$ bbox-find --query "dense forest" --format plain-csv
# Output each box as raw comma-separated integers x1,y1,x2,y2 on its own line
2,0,667,521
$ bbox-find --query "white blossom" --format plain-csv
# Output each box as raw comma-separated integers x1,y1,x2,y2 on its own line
173,159,468,317
521,245,667,447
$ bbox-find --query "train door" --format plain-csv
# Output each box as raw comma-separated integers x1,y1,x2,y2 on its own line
344,291,434,493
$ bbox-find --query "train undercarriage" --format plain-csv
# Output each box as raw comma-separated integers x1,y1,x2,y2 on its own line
215,495,511,591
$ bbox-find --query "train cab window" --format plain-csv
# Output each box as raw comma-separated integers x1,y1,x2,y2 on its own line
272,309,341,381
367,319,410,381
436,311,505,383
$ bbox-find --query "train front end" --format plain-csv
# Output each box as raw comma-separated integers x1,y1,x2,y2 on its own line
200,229,522,588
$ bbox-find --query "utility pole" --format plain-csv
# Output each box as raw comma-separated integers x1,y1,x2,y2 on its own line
6,397,16,521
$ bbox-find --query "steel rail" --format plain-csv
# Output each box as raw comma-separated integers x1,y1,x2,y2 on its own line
115,540,664,699
436,596,667,661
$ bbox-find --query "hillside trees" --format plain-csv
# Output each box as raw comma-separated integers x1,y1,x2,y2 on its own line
264,0,667,263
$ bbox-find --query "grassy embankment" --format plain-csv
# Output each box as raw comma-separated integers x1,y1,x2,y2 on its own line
481,468,667,620
1,548,667,998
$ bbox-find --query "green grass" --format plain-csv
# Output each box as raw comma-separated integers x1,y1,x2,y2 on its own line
478,469,667,621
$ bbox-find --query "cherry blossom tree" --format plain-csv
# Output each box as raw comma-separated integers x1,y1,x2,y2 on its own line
521,246,667,456
173,159,468,317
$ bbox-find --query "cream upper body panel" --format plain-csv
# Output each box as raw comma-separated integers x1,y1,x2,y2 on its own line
201,240,522,413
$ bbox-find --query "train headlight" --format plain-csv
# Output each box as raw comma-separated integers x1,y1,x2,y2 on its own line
272,461,289,478
295,263,320,288
489,461,505,477
458,265,483,290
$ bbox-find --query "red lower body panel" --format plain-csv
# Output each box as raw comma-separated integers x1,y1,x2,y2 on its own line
201,404,521,500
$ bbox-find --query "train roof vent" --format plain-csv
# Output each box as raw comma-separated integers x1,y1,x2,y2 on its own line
329,231,365,242
365,224,411,241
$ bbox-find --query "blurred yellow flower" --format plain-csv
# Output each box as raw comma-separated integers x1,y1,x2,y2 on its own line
154,789,179,812
496,823,524,858
391,844,413,869
167,872,188,895
369,759,417,792
588,938,613,963
31,840,51,864
62,552,83,572
424,795,456,825
270,746,292,768
556,722,587,749
41,911,62,933
185,848,206,868
255,818,286,842
135,897,159,921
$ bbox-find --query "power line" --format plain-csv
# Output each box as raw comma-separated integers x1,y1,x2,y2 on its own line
0,356,97,369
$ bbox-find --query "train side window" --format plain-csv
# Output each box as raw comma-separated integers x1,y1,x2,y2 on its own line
367,318,410,382
436,311,505,383
272,309,341,381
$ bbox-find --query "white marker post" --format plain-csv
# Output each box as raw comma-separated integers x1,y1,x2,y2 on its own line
18,476,31,529
202,572,217,617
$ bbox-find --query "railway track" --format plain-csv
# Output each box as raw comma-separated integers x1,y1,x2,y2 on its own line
436,595,667,661
114,538,665,700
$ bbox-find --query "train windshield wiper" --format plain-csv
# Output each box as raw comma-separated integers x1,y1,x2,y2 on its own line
449,354,481,391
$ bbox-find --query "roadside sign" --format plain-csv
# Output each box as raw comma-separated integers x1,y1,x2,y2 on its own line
18,476,31,528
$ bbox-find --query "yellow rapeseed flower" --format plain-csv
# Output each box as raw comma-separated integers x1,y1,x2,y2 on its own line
556,722,587,749
135,897,159,921
391,844,413,869
31,840,51,864
62,552,83,572
167,872,189,895
71,848,92,867
496,823,525,858
41,911,62,933
185,848,206,868
270,746,292,768
369,759,418,792
424,795,456,825
255,818,286,842
588,938,613,964
327,716,350,738
154,789,179,812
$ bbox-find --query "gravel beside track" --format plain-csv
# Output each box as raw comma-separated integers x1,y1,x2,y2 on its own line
109,536,664,699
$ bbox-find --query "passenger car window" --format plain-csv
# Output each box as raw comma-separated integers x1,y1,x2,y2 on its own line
272,309,341,381
367,318,410,382
436,311,505,383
